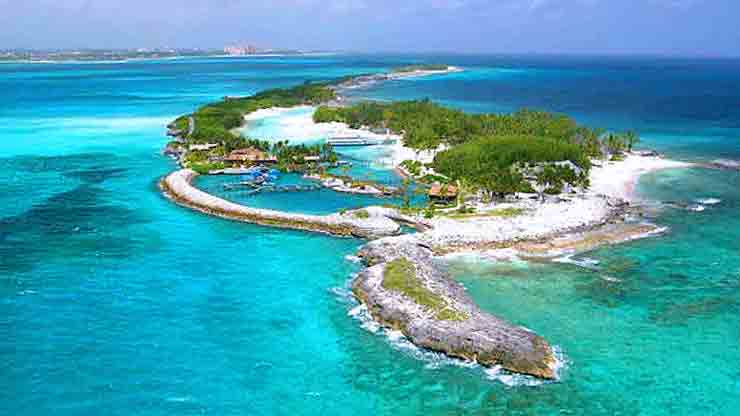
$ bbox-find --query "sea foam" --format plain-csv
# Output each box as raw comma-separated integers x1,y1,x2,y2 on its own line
348,302,565,385
485,346,568,387
696,198,722,205
553,255,601,270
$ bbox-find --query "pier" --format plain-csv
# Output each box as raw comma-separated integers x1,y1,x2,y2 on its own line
327,136,396,147
222,182,323,194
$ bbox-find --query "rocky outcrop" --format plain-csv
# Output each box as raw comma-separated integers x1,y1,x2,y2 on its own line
706,159,740,171
160,169,401,239
353,236,558,379
163,142,185,161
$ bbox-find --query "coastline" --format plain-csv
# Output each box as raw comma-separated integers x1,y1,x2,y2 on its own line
159,149,690,379
241,105,403,146
346,152,690,380
588,154,692,201
331,65,462,92
158,66,695,380
236,65,463,146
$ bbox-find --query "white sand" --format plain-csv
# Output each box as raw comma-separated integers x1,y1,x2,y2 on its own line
414,154,693,248
588,154,692,202
420,197,611,247
242,105,401,145
239,104,693,249
389,139,444,167
387,66,464,80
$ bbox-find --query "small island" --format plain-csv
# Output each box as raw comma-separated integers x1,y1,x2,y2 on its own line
160,65,689,380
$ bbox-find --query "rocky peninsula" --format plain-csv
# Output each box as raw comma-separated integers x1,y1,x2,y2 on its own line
355,237,557,379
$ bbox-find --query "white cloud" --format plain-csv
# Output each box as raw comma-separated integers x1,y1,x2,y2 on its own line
649,0,701,10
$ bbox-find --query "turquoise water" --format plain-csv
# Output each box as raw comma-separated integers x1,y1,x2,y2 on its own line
239,105,404,185
3,55,740,415
196,173,405,215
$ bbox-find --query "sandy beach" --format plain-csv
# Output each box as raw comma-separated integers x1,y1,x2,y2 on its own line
391,152,695,256
588,154,692,201
242,105,402,146
239,103,694,256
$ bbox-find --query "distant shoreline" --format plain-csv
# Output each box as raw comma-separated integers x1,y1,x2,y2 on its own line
0,51,336,65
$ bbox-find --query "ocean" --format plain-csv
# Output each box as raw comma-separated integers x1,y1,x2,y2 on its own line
2,54,740,415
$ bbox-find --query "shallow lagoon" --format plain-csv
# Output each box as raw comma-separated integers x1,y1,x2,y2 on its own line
196,173,406,216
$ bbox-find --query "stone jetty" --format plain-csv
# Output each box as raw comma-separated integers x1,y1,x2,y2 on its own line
160,169,401,238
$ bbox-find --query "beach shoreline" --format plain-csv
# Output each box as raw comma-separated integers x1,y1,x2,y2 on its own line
159,146,691,379
588,154,692,202
159,65,697,380
346,152,692,380
331,65,462,92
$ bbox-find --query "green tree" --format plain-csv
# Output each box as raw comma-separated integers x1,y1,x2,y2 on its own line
400,177,412,209
625,130,639,152
535,166,564,201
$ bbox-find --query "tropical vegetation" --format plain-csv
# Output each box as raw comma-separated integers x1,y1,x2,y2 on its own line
314,99,640,198
392,64,450,73
169,82,339,172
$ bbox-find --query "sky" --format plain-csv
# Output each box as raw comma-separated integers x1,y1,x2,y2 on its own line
0,0,738,56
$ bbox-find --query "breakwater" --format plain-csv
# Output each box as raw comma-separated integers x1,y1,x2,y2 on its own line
160,169,401,239
160,168,560,379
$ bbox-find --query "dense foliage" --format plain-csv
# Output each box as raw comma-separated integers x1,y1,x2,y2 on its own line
392,64,450,73
170,72,640,198
271,141,337,171
315,98,641,197
187,82,336,148
169,82,339,172
433,135,591,197
313,100,612,154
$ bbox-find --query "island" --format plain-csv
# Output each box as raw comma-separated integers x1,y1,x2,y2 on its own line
0,46,319,63
159,65,690,380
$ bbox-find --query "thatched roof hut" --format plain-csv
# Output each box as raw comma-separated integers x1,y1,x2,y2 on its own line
428,183,458,201
224,148,277,164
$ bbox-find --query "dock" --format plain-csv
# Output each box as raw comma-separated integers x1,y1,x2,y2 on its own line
327,136,395,147
223,182,322,194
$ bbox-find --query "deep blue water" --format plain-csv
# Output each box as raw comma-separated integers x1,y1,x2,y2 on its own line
2,54,740,415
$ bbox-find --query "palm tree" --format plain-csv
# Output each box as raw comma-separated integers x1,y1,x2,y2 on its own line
625,130,639,152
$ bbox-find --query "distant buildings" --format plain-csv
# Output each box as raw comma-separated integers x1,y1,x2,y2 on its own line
0,48,222,62
224,44,261,56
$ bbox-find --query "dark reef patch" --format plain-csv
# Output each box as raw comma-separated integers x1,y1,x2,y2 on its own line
2,152,122,175
0,184,148,275
63,167,128,184
649,296,738,325
0,153,150,277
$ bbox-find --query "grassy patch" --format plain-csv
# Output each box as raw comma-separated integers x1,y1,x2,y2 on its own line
435,308,469,322
381,258,468,321
173,116,189,131
353,209,370,219
189,161,226,175
444,207,525,219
